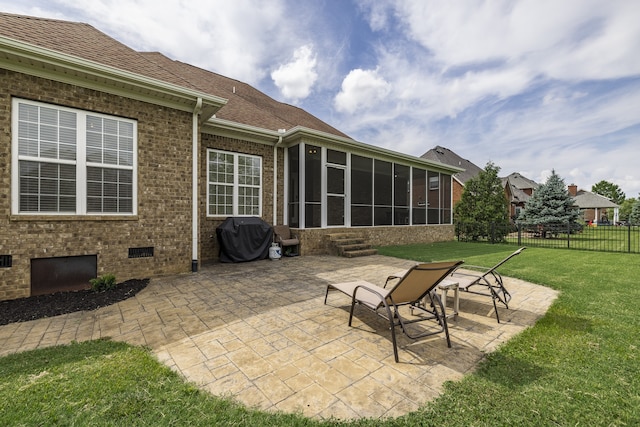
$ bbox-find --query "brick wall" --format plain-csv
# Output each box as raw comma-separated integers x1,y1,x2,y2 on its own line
199,133,284,263
0,70,195,300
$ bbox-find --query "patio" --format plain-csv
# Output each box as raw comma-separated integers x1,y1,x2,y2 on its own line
0,255,558,420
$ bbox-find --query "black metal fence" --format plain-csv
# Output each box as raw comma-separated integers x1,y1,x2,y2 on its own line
456,222,640,254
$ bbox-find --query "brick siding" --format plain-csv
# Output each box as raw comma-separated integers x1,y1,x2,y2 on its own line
0,70,195,300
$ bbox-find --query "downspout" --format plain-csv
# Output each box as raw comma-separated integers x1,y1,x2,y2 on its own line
273,129,285,225
192,97,202,272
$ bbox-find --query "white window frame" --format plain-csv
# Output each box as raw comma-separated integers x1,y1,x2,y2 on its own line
11,98,138,215
206,149,262,217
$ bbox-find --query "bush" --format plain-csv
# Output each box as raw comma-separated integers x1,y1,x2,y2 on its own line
89,274,117,292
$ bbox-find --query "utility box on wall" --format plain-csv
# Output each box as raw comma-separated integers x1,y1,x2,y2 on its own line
31,255,98,296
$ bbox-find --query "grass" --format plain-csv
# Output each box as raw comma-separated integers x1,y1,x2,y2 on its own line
1,242,639,426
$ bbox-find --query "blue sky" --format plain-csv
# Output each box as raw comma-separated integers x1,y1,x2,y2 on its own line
3,0,640,197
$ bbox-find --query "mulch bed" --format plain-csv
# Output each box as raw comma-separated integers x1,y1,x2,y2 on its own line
0,279,149,326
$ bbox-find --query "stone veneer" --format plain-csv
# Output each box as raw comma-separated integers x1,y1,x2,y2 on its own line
295,225,455,256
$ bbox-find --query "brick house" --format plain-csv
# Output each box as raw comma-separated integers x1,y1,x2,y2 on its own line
0,13,462,301
502,172,539,220
568,184,620,224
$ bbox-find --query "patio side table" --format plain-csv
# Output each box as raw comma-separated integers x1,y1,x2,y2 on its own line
437,278,459,318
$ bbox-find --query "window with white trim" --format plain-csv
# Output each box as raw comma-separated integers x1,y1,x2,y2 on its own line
12,99,137,215
207,149,262,217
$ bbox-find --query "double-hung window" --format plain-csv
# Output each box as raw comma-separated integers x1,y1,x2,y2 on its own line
207,149,261,217
12,98,137,215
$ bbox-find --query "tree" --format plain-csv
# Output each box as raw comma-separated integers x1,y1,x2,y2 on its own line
630,198,640,226
517,170,581,234
619,197,636,222
592,180,625,204
454,162,509,241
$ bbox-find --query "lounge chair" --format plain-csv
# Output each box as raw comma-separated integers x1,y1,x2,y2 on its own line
449,247,526,323
324,260,464,362
273,225,299,256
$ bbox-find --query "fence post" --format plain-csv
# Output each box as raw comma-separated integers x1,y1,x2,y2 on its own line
567,221,571,249
629,223,632,253
517,223,522,246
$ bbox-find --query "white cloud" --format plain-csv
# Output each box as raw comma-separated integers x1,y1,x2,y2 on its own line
334,68,391,114
271,45,318,102
39,0,293,85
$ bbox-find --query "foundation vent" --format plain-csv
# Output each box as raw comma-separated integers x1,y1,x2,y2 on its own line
128,247,154,258
0,255,12,268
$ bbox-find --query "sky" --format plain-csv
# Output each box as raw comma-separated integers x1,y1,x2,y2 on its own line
3,0,640,198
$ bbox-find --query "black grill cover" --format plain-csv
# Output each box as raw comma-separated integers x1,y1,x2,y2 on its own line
216,217,273,263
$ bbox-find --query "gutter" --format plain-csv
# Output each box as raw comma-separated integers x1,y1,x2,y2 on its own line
192,97,203,272
273,130,286,225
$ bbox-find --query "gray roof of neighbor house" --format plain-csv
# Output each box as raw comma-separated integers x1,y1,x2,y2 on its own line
505,184,532,204
573,190,619,209
0,12,349,139
421,146,483,184
501,172,539,191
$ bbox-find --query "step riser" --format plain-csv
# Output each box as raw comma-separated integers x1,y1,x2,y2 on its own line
328,233,377,257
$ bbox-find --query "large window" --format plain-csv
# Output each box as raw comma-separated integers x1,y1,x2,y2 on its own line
12,98,137,215
207,149,262,217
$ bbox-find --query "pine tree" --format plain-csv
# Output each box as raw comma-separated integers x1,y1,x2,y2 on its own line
517,170,581,233
454,162,509,241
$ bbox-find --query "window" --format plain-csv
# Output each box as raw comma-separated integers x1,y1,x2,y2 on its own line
207,149,261,217
12,99,137,215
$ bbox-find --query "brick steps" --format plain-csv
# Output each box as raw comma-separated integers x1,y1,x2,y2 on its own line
327,233,378,258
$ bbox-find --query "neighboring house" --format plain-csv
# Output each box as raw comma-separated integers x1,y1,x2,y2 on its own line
501,172,539,220
421,146,483,207
568,184,620,224
0,13,462,301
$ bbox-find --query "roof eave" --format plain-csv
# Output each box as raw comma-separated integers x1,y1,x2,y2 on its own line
284,126,464,173
203,120,462,172
0,35,227,117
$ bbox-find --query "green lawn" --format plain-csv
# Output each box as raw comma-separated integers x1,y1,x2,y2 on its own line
1,242,639,426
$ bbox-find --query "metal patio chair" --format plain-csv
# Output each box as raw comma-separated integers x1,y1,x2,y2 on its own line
324,260,464,362
449,247,526,323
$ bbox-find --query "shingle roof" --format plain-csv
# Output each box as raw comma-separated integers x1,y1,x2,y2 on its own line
0,12,349,139
506,184,532,204
421,146,483,184
573,190,619,209
502,172,538,190
140,52,349,137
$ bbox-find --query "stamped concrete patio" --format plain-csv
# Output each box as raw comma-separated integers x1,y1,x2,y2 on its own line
0,255,558,420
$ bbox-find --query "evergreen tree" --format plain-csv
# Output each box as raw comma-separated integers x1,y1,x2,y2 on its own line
630,198,640,226
454,162,509,241
517,170,581,233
